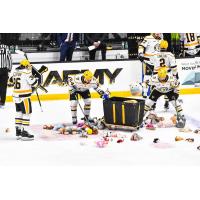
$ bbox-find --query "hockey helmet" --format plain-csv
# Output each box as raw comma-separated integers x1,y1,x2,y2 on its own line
160,40,168,50
158,67,168,80
20,59,31,68
83,70,93,81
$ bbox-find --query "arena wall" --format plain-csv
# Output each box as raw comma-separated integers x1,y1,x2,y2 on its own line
6,58,200,102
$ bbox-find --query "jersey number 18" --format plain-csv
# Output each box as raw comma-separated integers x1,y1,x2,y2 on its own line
186,33,195,43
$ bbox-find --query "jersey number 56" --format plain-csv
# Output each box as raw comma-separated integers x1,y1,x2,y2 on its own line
13,78,21,89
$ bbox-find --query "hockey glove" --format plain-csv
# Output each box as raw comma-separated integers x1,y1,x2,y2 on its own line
138,53,144,62
174,88,180,94
173,73,179,80
101,88,110,100
7,76,14,87
102,93,109,100
69,88,76,94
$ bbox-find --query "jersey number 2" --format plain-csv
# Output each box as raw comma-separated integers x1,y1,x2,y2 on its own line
160,58,165,67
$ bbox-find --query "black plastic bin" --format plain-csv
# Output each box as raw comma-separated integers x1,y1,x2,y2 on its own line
103,97,145,128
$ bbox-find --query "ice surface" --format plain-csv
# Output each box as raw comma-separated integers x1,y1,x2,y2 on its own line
0,95,200,166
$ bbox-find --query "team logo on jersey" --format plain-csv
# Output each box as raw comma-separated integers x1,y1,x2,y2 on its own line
154,43,160,51
160,87,168,92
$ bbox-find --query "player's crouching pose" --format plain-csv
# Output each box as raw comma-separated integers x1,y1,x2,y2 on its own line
9,60,39,140
143,67,186,128
68,70,108,124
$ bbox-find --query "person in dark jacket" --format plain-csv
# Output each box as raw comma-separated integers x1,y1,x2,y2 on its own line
57,33,79,62
85,33,107,60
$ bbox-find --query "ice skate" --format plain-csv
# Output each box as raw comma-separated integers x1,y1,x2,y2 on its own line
21,130,34,141
16,127,22,140
151,103,156,111
72,117,77,125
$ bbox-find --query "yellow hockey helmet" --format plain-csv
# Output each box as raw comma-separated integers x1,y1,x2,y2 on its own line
158,67,168,80
20,59,31,68
160,40,168,50
83,70,93,81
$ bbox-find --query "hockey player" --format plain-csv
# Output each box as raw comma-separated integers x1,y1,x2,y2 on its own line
143,67,186,128
9,59,39,140
138,33,163,98
152,40,178,78
180,33,200,57
68,70,108,124
151,40,178,110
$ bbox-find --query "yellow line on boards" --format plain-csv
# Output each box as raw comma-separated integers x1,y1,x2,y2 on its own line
179,88,200,94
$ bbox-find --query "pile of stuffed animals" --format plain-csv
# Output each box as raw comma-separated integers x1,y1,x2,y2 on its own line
144,112,177,130
43,118,99,136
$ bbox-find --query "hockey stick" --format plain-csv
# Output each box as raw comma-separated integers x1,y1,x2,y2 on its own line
15,49,44,112
75,94,89,122
172,96,186,128
15,49,28,60
36,90,43,112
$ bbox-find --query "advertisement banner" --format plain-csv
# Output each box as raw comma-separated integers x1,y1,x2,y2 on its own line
177,57,200,87
7,57,200,102
7,60,142,101
176,57,200,94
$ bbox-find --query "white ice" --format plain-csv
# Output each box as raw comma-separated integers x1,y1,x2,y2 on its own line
0,95,200,166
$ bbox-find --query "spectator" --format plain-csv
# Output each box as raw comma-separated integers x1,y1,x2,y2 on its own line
0,33,20,46
0,43,12,108
38,33,58,50
85,33,107,60
49,34,58,47
57,33,79,62
171,33,181,57
163,33,172,52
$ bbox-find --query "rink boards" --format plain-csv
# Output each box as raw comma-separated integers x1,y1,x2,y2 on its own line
6,57,200,102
